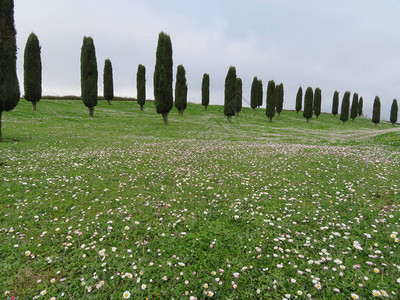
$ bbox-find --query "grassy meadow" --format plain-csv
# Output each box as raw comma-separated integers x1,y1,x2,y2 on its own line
0,99,399,299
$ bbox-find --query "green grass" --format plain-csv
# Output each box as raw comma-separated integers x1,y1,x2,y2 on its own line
1,100,399,299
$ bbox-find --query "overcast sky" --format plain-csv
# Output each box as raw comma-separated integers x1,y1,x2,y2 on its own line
14,0,400,120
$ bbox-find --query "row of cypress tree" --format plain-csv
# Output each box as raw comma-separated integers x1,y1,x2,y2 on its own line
18,27,400,127
0,0,398,141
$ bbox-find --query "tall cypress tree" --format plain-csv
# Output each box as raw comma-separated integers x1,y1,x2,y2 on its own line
257,79,263,108
332,91,339,117
350,93,359,121
224,66,236,122
174,64,188,116
313,88,321,118
266,80,276,122
295,86,302,114
24,32,41,111
201,73,209,111
250,76,258,110
103,59,113,105
0,0,20,142
340,91,350,124
390,99,398,125
303,87,313,122
136,64,146,111
154,32,173,125
80,36,98,117
372,96,381,126
275,83,284,116
358,97,363,116
234,77,242,116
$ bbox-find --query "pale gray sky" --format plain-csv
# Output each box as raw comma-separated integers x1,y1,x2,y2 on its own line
15,0,400,120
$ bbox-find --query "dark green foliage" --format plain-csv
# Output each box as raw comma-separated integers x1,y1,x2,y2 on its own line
80,36,98,117
265,80,276,122
295,87,302,114
390,99,398,125
257,79,263,107
358,97,363,116
332,91,339,116
23,32,41,111
154,32,173,125
234,77,242,115
340,91,350,124
313,88,321,118
0,0,20,142
372,96,381,125
275,83,284,116
303,87,313,122
201,73,209,110
137,64,146,111
103,59,114,105
224,66,236,122
250,77,258,110
174,65,188,116
350,93,359,121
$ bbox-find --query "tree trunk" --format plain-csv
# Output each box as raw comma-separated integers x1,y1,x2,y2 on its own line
162,113,168,125
204,106,208,111
278,112,281,116
0,111,2,142
32,101,37,111
269,117,272,123
316,115,319,119
296,111,298,114
307,118,309,123
342,121,345,124
107,100,111,105
140,105,143,111
178,110,183,116
227,115,232,123
89,107,94,118
235,112,239,117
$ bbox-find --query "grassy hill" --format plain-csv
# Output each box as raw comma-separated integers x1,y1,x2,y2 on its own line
1,100,399,299
1,99,399,146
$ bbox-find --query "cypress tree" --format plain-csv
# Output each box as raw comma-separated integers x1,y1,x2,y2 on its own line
303,87,313,122
390,99,398,125
275,83,284,116
174,64,188,116
265,80,276,122
313,88,321,118
372,96,381,126
103,59,113,105
350,93,359,121
23,32,41,111
257,79,263,107
154,32,173,125
136,64,146,111
358,97,363,116
295,86,302,114
234,77,242,116
332,91,339,117
0,0,20,142
80,36,98,117
340,91,350,124
224,66,236,122
201,73,209,111
250,76,258,110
